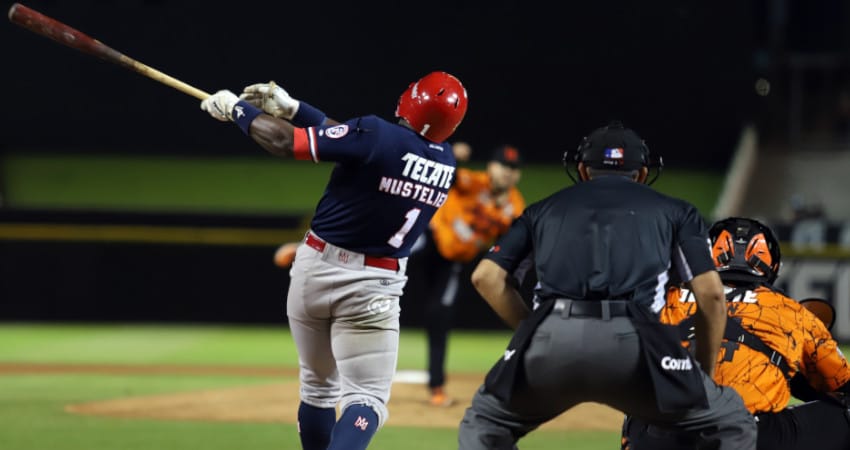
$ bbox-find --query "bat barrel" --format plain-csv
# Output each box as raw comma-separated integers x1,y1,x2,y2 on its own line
8,2,210,100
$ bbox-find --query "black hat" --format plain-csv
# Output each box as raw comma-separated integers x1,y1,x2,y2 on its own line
490,145,522,168
577,121,648,170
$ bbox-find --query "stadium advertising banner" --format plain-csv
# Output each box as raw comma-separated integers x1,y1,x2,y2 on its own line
776,258,850,341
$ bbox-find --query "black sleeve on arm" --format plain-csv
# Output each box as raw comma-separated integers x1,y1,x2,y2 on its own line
791,373,850,407
790,372,825,402
483,214,534,275
672,205,715,282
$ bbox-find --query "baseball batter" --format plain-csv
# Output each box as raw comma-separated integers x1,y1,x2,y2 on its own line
200,71,468,450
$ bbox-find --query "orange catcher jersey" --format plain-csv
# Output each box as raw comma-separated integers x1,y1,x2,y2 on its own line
664,285,850,414
430,168,524,262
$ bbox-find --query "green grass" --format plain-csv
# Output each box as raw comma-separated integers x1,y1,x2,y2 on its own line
0,374,613,450
0,323,505,370
1,154,333,215
12,323,832,449
2,154,724,217
0,323,617,450
0,323,298,365
0,374,295,450
515,164,722,215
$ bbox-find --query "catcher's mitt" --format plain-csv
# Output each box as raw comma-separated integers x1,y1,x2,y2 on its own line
799,298,836,331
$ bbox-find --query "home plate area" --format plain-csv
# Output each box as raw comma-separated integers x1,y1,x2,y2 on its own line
66,369,623,430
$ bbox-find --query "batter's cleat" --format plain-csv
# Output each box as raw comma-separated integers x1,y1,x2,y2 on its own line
429,386,455,407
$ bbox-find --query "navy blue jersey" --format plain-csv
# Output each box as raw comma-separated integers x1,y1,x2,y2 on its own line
292,115,456,257
484,176,714,312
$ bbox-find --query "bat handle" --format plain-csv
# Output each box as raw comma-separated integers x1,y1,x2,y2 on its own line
121,56,210,100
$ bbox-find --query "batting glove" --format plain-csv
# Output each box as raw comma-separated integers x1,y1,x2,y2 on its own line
201,90,239,122
240,81,299,120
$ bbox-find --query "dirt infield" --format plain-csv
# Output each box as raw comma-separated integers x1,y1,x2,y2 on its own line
0,363,623,431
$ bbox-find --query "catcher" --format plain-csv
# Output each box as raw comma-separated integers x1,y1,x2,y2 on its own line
622,216,850,450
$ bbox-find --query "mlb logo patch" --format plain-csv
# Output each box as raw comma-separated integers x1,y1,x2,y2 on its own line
604,148,624,159
325,124,350,139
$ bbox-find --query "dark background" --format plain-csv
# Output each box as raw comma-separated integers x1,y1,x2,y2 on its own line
1,0,785,168
2,0,849,328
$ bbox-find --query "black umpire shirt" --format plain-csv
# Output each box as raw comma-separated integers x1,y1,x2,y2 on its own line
485,176,715,314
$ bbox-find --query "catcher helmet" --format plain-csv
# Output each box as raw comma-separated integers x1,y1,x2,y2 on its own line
395,71,468,143
709,217,781,284
563,121,663,184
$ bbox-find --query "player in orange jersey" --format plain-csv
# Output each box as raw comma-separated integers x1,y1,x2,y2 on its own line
622,217,850,450
412,144,525,406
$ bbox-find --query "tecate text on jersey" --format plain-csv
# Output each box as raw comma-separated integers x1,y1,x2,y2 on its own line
377,153,456,207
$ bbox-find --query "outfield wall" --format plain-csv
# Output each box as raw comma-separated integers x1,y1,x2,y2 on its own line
775,258,850,341
0,210,514,330
0,240,513,330
4,212,847,338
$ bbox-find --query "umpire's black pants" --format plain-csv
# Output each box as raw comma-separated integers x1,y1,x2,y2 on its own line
457,304,757,449
755,400,850,450
624,400,850,450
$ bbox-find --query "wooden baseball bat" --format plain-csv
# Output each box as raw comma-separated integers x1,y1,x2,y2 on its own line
8,3,210,100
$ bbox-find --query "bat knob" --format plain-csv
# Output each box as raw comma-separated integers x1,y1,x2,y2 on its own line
8,3,20,21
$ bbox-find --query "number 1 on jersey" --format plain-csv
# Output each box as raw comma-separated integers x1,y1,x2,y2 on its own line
388,208,421,248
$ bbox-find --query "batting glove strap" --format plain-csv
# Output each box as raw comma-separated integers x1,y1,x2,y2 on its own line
291,101,327,128
232,100,264,136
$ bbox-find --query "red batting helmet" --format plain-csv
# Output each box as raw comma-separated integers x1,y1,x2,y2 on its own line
709,217,782,284
395,71,468,143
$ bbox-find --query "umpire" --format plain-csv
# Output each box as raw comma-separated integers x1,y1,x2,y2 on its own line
457,122,757,449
